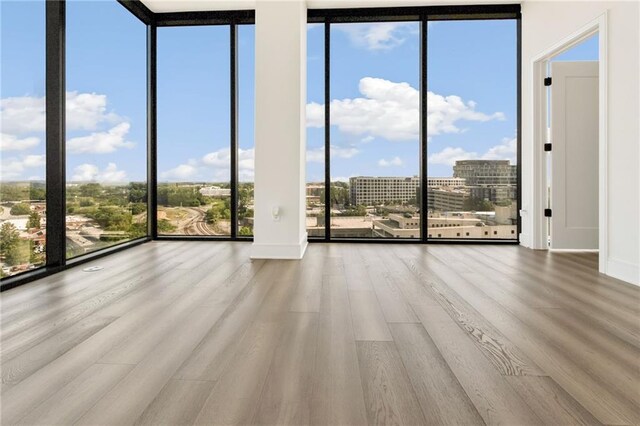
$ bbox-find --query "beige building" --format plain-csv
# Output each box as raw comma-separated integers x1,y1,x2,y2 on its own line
349,176,466,206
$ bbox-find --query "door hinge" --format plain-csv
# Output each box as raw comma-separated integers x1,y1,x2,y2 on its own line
544,208,552,217
544,143,552,152
544,77,552,86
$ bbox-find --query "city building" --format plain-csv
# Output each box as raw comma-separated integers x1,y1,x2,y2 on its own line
453,160,517,186
349,176,466,206
199,186,231,197
428,188,469,212
372,213,517,238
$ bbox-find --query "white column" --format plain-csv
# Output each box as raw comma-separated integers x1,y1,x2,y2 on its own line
251,0,308,259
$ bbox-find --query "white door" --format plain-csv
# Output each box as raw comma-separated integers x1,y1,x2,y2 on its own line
550,61,599,249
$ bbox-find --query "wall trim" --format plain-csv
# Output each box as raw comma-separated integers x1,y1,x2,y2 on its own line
530,12,608,275
606,258,640,287
250,233,309,259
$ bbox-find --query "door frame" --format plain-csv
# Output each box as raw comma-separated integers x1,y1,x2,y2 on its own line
531,12,608,274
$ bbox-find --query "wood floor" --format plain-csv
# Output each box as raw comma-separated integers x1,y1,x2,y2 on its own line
1,242,639,425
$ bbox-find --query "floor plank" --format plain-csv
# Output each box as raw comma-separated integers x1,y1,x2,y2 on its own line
357,341,428,426
389,323,484,425
411,303,543,425
349,290,393,341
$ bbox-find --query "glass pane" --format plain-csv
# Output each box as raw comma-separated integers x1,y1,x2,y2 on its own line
306,23,325,238
66,0,147,258
0,0,46,277
330,22,420,239
157,26,230,236
238,25,255,237
427,20,518,240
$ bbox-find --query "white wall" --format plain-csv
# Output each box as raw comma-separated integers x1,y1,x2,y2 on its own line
251,0,308,259
521,1,640,285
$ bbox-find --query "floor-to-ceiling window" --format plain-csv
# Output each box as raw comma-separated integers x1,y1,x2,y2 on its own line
66,0,147,258
237,25,255,237
157,26,231,236
306,23,326,238
157,23,254,239
427,19,518,240
329,21,421,239
0,0,47,277
308,7,520,242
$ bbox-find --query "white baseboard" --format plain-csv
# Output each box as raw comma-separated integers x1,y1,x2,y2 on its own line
519,233,532,248
250,234,308,260
606,258,639,286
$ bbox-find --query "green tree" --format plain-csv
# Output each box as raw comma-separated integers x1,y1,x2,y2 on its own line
239,226,253,236
158,219,176,233
79,183,103,198
27,211,41,229
340,205,367,216
1,223,30,266
29,184,46,201
89,206,132,231
462,197,494,212
10,203,31,215
6,240,31,266
205,208,221,225
79,198,94,207
128,182,147,203
130,203,147,215
1,222,20,256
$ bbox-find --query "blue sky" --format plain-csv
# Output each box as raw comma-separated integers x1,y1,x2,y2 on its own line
1,1,597,184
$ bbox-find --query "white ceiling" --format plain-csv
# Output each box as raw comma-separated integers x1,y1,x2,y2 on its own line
141,0,519,14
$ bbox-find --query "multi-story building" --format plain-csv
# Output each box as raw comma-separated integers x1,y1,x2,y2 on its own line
371,213,517,239
349,176,466,206
429,188,469,211
469,185,517,204
453,160,517,186
199,186,231,197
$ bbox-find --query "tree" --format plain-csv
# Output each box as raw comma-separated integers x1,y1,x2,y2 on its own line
89,206,132,231
205,208,221,225
463,197,494,212
1,222,20,256
29,184,46,201
130,203,147,215
128,182,147,203
239,226,253,236
0,222,29,266
79,183,103,198
27,212,41,229
10,203,31,215
158,219,176,233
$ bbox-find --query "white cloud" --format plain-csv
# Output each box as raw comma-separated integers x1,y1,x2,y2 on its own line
160,163,199,181
161,147,255,182
428,136,518,167
306,145,360,163
67,122,134,154
0,91,122,135
428,147,478,166
332,176,351,183
0,96,45,134
0,155,46,180
307,77,503,142
66,91,122,131
378,156,403,167
0,133,40,151
336,22,416,51
71,162,127,183
482,137,517,163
